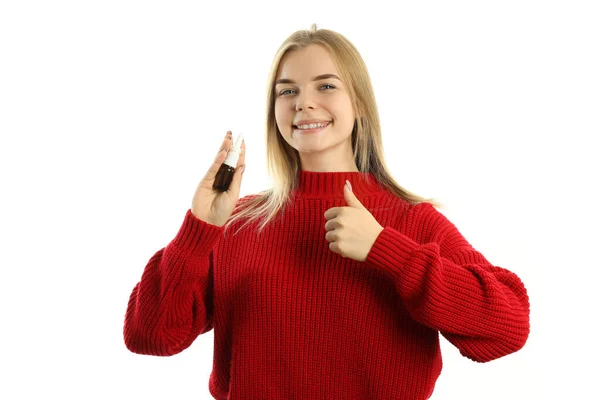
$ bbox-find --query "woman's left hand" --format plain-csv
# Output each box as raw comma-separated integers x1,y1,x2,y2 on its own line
324,180,385,262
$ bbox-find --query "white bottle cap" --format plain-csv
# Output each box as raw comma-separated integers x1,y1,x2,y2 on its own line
224,133,244,168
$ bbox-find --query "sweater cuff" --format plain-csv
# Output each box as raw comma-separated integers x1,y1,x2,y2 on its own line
365,226,420,277
170,209,224,258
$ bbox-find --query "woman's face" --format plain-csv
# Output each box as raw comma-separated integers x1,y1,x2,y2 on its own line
274,44,358,172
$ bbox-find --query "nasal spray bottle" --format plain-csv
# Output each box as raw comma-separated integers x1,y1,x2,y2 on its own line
213,132,244,192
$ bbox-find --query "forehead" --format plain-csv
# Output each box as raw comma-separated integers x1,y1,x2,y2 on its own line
276,44,339,81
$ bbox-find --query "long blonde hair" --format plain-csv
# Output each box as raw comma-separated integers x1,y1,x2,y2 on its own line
223,23,443,237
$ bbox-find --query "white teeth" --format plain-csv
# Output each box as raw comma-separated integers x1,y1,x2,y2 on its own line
296,122,329,130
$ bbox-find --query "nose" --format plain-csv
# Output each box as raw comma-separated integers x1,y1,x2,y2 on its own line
296,102,316,111
295,91,316,111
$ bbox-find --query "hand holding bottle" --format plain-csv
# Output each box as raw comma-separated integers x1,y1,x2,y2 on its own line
191,131,246,227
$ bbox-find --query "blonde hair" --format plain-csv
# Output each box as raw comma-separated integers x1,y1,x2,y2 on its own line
223,23,443,237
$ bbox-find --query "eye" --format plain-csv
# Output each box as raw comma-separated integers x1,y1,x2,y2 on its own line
278,84,336,96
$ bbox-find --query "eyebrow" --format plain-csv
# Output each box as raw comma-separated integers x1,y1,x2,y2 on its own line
275,73,341,86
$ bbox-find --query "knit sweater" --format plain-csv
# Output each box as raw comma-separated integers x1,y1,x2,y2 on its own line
123,170,530,400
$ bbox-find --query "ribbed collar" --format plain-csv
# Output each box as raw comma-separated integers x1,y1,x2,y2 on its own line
291,170,386,199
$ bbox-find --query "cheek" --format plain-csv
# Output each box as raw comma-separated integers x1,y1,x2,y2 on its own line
274,108,281,124
274,105,291,128
327,101,350,122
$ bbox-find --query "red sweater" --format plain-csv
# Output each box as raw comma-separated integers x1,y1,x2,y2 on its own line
123,170,530,400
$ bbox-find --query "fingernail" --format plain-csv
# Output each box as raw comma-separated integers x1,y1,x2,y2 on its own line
346,179,352,192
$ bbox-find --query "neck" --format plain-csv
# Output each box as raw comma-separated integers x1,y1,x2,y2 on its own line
291,169,384,199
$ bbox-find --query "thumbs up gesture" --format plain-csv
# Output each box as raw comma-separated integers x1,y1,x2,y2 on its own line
323,180,385,262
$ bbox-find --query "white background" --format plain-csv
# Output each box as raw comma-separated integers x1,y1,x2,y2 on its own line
1,1,598,399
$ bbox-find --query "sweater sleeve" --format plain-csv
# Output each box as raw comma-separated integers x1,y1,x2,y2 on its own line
365,202,530,363
123,209,224,356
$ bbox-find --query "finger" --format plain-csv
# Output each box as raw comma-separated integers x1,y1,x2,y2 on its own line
237,139,246,168
220,130,233,152
227,140,246,197
206,131,233,178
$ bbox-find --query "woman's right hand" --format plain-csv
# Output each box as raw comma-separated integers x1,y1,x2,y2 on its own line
191,131,246,227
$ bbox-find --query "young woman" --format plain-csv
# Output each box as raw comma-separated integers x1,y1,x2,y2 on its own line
123,24,530,400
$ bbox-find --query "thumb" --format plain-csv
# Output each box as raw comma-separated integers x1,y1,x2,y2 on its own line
344,180,365,209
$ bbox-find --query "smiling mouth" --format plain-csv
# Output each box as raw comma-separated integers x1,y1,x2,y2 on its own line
292,121,332,131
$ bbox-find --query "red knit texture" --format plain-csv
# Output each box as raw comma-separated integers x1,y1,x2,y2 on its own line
123,170,530,400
